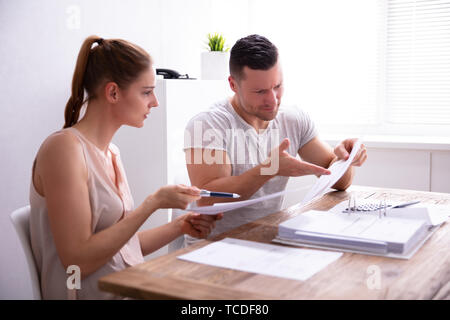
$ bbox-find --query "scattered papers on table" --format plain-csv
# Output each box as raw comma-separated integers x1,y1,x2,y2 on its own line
178,238,342,281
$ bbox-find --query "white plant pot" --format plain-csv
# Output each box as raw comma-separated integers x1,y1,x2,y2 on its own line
201,51,230,80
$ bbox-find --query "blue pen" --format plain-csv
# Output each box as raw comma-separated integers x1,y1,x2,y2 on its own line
200,190,241,198
392,200,421,209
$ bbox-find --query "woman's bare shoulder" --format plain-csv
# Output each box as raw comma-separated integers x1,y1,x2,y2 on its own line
38,129,79,154
36,129,86,173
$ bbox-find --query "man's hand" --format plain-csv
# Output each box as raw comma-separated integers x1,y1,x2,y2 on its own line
264,138,331,177
333,138,367,167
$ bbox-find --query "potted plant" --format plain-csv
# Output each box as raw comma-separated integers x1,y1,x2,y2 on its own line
201,33,230,80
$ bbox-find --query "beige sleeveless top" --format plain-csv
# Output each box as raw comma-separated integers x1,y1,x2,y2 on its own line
30,127,144,300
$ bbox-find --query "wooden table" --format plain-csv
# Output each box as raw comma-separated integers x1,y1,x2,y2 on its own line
98,186,450,299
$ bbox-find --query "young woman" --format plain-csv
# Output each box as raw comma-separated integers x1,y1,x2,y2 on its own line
29,35,222,299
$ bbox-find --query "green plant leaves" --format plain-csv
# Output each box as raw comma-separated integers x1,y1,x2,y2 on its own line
206,33,229,52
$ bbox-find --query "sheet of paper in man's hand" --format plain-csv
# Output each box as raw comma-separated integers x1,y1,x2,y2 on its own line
183,140,362,215
300,139,362,206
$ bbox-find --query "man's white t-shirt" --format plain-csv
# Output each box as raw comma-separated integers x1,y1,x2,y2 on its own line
183,98,317,240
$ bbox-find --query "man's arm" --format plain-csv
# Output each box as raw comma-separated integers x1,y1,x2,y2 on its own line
298,137,355,191
186,148,274,206
186,139,332,206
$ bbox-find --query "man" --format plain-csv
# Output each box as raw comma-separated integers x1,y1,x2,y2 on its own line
184,34,367,242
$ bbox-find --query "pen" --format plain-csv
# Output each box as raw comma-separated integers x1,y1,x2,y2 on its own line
200,190,241,198
392,200,421,209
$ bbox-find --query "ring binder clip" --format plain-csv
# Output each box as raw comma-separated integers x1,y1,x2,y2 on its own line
344,195,392,215
348,193,357,215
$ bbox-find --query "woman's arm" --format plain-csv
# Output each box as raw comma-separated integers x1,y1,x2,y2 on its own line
37,133,200,279
138,212,222,256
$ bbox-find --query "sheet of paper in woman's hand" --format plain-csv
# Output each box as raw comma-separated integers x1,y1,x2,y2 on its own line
300,139,362,206
184,188,301,215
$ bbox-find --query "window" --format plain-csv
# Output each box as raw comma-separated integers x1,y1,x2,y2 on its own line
385,0,450,126
247,0,450,137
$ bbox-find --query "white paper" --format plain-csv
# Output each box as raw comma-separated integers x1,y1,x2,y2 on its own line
409,203,450,226
300,139,363,206
330,200,450,226
177,238,342,281
282,210,426,244
184,188,302,215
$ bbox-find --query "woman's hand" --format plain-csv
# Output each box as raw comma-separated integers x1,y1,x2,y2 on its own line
152,184,202,210
175,213,224,239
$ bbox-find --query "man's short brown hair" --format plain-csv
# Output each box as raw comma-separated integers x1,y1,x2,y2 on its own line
229,34,279,80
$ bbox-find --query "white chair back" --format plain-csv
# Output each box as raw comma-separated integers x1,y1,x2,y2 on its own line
10,205,42,300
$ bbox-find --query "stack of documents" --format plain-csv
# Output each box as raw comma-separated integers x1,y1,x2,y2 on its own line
275,210,433,258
